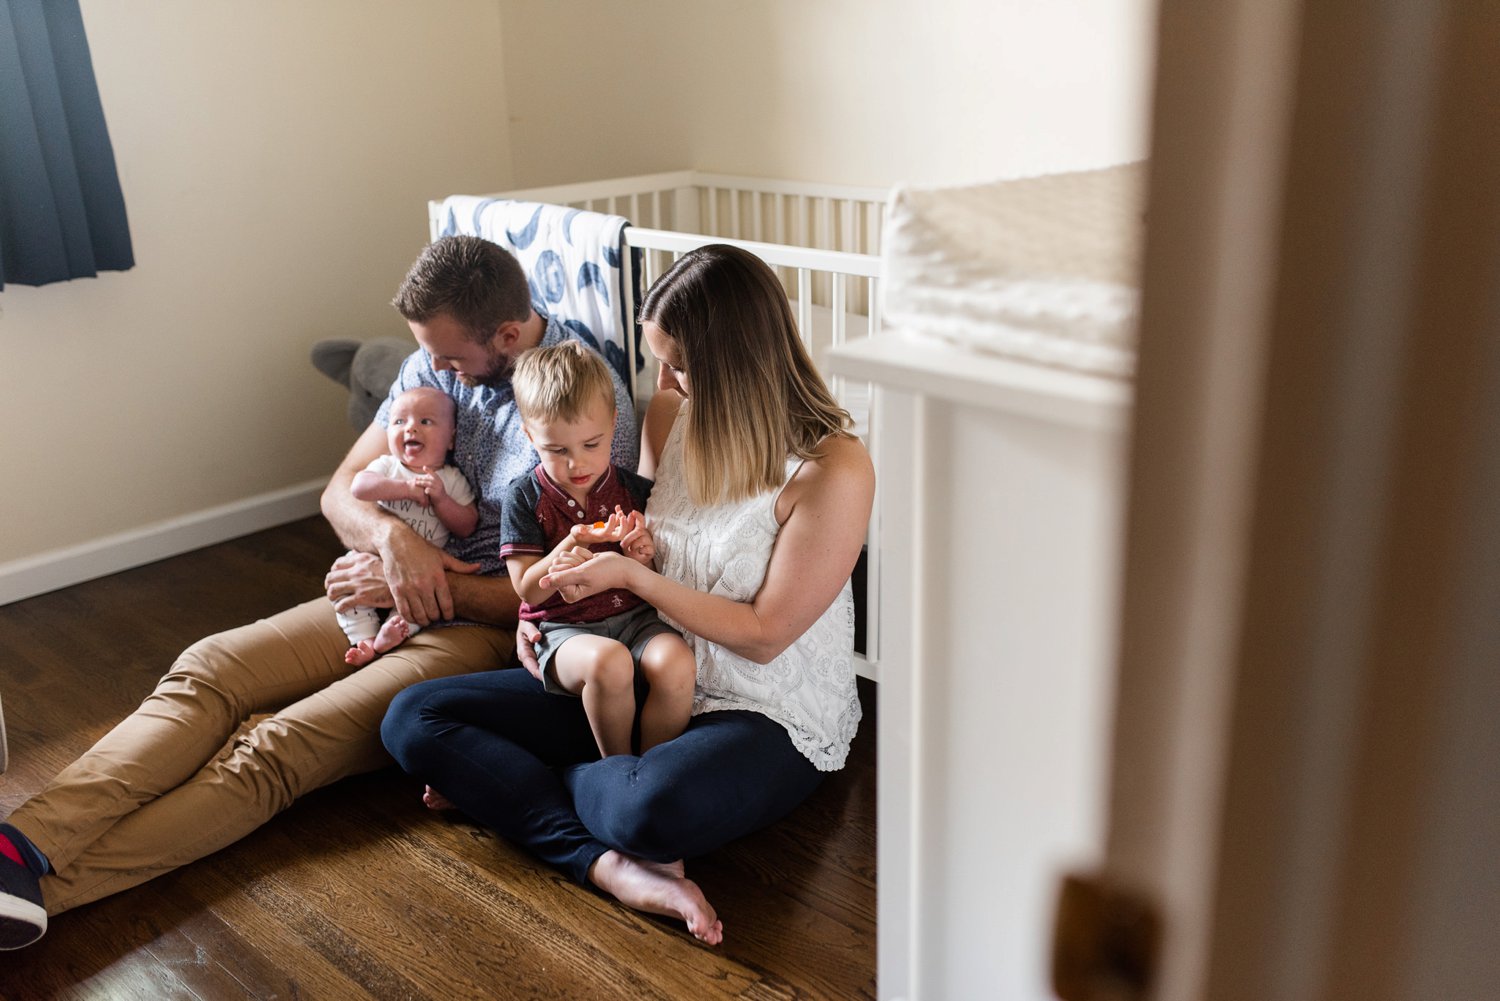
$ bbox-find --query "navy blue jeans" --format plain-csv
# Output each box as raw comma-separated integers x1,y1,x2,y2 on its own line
380,667,824,885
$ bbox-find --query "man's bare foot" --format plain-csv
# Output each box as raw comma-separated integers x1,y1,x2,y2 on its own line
588,850,723,945
422,785,455,811
344,641,377,667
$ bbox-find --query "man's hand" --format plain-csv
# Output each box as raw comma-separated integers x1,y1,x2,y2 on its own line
325,551,394,613
379,531,480,626
515,619,543,681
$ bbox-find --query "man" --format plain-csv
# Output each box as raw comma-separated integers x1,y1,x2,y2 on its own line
0,236,636,950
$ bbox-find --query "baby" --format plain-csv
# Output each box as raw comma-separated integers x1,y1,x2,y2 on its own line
501,340,696,757
336,386,477,666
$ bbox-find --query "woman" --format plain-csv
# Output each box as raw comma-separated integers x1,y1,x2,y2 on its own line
381,244,874,944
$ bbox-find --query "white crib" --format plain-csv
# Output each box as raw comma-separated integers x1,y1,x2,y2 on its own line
429,171,890,682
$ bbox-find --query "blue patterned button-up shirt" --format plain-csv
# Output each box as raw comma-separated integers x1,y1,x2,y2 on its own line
373,311,638,576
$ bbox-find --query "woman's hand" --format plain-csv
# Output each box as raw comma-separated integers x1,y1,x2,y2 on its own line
618,511,656,566
548,546,594,603
540,550,642,601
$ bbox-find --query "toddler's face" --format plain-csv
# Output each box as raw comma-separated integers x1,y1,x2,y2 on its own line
386,390,456,471
524,400,616,501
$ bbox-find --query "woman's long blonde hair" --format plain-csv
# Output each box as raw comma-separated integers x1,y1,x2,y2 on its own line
639,244,853,505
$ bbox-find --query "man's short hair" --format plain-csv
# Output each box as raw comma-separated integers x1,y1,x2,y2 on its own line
392,236,531,342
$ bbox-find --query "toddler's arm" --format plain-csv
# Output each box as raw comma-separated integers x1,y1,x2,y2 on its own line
506,525,597,607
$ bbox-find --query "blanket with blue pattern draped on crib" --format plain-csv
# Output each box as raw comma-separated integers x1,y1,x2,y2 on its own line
432,196,638,385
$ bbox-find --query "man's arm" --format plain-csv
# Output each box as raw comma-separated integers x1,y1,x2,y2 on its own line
320,423,458,625
446,570,522,626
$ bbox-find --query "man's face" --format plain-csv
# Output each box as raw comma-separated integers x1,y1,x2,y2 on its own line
409,314,512,388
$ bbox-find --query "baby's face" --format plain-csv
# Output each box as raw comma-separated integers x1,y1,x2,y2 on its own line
386,391,456,472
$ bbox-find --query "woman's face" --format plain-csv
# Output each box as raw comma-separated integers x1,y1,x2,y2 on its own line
644,321,689,398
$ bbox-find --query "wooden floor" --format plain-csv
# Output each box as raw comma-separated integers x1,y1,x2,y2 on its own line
0,518,876,1000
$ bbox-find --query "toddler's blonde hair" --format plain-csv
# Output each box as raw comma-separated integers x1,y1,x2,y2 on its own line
512,340,616,425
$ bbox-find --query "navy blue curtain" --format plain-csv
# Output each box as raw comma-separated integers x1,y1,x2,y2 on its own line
0,0,132,290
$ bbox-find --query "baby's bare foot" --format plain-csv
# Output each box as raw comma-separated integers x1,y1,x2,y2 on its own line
422,785,455,811
589,851,723,945
373,615,411,654
344,641,377,667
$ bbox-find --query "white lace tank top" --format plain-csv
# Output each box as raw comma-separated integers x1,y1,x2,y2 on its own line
648,407,862,771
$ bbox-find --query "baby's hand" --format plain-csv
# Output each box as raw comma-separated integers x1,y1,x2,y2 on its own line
420,470,449,503
409,470,446,506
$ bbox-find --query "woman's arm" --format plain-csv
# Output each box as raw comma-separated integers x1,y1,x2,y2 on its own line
545,435,874,664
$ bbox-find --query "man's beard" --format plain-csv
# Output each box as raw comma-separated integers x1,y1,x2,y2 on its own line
458,343,514,388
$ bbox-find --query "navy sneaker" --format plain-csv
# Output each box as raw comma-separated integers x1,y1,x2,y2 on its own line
0,853,46,950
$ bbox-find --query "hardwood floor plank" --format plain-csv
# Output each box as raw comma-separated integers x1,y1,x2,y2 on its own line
0,518,877,1000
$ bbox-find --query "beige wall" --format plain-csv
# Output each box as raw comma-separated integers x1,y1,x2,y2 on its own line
0,0,511,567
2,0,1155,581
499,0,1155,188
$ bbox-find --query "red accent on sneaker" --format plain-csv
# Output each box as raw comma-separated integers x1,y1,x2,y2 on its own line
0,836,22,868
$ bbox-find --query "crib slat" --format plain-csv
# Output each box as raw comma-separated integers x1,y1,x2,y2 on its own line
730,187,741,239
623,245,641,403
831,273,848,401
796,268,812,349
752,191,763,242
862,384,881,672
707,187,719,236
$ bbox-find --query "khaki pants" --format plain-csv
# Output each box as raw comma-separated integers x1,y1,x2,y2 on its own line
8,598,512,914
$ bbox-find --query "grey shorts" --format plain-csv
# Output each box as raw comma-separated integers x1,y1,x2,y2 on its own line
535,603,680,697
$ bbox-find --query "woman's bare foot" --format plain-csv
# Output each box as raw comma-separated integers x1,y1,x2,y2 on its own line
422,785,455,811
588,850,723,945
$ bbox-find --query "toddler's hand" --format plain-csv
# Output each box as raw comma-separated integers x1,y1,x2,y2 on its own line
571,508,629,546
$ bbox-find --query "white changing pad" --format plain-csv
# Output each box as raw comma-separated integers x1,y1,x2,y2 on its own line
880,163,1146,379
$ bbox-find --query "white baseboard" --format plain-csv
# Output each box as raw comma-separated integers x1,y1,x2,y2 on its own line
0,479,327,607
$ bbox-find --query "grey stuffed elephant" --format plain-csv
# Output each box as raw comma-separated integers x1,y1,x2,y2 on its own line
310,337,414,430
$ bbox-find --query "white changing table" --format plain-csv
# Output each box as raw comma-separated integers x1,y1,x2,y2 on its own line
828,166,1140,1001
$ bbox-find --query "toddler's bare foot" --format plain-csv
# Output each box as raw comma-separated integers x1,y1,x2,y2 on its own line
344,641,377,667
422,785,455,811
588,851,722,945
